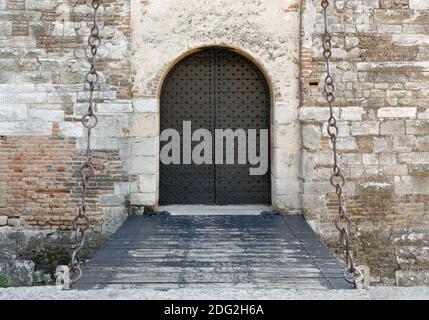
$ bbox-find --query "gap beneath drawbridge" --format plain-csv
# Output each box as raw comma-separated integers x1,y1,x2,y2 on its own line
76,213,353,290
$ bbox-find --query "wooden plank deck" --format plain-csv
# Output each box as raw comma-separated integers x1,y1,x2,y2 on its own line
76,213,353,290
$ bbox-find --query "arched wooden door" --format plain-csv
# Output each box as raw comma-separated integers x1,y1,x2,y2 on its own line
159,48,270,205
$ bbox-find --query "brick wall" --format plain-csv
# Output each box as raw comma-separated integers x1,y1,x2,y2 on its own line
300,0,429,285
0,0,133,234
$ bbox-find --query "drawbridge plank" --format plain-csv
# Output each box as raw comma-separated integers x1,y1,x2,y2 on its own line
76,213,353,290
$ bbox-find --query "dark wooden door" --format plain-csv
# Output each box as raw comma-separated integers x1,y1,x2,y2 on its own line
159,48,270,205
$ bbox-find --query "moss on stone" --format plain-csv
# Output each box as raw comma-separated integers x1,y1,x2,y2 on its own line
0,274,9,288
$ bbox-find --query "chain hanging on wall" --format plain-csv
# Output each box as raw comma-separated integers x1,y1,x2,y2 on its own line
320,0,369,289
56,0,101,290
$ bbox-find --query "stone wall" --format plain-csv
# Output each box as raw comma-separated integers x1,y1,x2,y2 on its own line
0,0,133,231
0,0,428,287
129,0,302,210
0,0,134,284
300,0,429,285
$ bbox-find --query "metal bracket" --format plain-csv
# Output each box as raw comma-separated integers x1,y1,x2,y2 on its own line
354,265,370,289
55,265,71,290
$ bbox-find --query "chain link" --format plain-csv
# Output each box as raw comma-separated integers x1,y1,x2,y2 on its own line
69,0,101,286
321,0,360,286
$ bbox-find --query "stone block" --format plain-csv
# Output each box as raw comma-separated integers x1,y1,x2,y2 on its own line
129,192,157,206
357,182,393,195
341,153,363,165
396,246,429,269
77,90,116,101
97,102,133,114
394,176,429,195
138,174,158,193
383,164,408,176
0,92,46,104
114,182,130,195
28,109,64,121
272,148,300,178
76,137,120,151
46,92,77,104
134,98,157,113
273,103,297,124
298,107,337,122
0,215,7,226
273,123,301,149
0,21,11,36
409,164,429,177
300,151,314,179
10,260,34,286
418,110,429,120
273,194,301,212
335,137,358,150
73,103,88,116
378,107,417,119
373,137,392,153
393,230,429,246
340,107,363,121
272,178,301,195
409,0,429,9
0,122,51,135
380,120,405,135
311,151,334,166
363,154,378,165
131,155,157,175
303,182,331,194
60,121,84,137
131,113,158,137
416,136,429,151
25,0,56,10
133,137,159,156
392,135,415,151
302,125,321,150
351,121,379,136
93,115,127,138
7,217,20,227
100,194,125,206
396,270,429,286
322,121,350,137
406,120,429,135
0,105,28,121
398,152,429,164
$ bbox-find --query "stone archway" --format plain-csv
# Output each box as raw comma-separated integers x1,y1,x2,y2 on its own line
129,0,302,212
158,47,271,205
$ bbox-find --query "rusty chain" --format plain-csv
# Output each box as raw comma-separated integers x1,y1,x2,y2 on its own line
69,0,101,286
321,0,362,287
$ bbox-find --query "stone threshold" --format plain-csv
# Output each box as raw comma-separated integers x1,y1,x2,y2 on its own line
156,205,273,216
